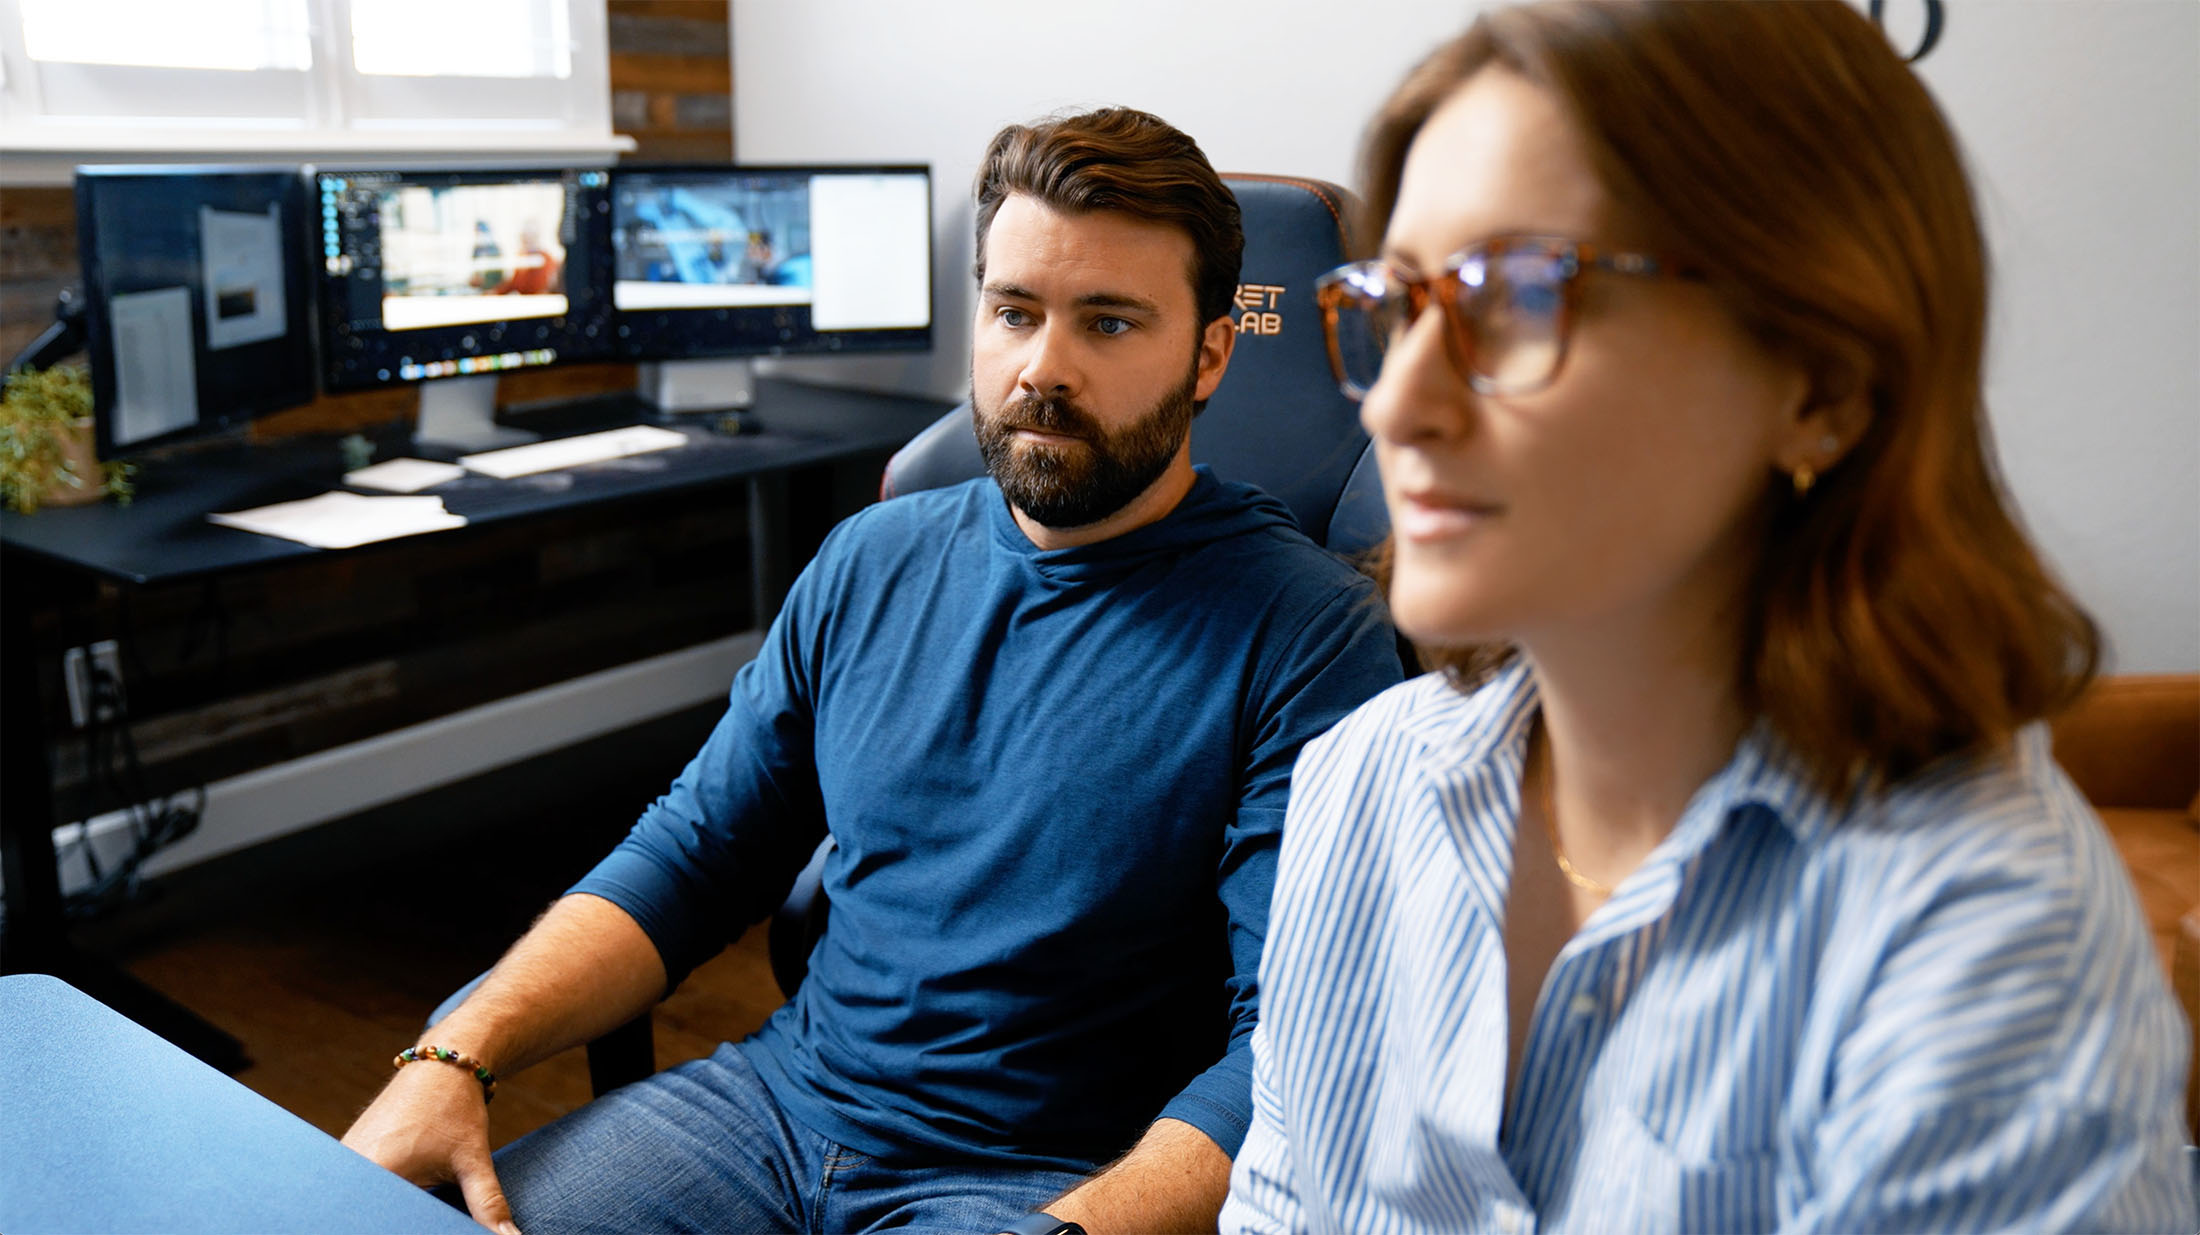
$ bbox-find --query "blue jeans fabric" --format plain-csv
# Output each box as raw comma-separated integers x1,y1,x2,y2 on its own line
492,1041,1088,1234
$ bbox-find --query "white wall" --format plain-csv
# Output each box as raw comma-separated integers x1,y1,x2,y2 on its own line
734,0,2200,672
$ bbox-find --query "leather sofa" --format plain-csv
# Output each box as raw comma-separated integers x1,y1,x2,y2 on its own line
2049,673,2200,1134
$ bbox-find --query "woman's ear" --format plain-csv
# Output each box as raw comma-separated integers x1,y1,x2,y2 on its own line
1779,362,1873,476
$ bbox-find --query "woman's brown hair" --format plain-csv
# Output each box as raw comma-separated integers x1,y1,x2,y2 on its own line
1360,0,2098,792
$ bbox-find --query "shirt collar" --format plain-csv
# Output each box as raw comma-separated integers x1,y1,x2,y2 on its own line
1394,658,1846,852
1708,721,1847,845
1393,656,1541,773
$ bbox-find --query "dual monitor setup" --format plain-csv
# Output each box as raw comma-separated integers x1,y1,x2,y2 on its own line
71,162,935,457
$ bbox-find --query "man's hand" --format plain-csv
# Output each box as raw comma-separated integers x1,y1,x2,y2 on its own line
335,895,665,1235
341,1052,519,1235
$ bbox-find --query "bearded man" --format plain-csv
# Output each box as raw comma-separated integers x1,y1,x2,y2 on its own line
344,107,1401,1235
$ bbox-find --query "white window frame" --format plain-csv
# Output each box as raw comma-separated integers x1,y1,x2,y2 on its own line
0,0,630,186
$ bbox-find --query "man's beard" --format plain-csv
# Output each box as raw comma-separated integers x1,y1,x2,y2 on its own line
972,367,1198,531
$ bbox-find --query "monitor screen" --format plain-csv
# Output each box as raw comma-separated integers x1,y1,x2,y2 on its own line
75,165,317,456
315,167,615,390
610,165,932,362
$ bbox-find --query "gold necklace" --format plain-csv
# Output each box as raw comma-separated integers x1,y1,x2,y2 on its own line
1539,744,1613,896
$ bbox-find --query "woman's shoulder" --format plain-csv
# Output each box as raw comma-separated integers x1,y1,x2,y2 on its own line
1782,725,2181,1132
1821,726,2105,882
1796,725,2149,982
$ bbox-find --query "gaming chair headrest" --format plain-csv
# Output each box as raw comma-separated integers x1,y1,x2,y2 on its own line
883,173,1387,558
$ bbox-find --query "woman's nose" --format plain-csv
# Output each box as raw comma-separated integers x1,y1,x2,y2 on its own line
1359,306,1467,445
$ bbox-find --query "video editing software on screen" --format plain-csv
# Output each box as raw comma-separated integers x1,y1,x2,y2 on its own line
317,168,614,389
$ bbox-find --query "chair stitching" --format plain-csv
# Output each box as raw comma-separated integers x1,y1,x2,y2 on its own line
1220,172,1350,251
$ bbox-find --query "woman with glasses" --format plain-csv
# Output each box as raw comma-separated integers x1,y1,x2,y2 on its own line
1223,3,2196,1232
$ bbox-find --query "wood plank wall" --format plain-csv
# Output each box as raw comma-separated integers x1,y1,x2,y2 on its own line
610,0,736,163
0,186,75,372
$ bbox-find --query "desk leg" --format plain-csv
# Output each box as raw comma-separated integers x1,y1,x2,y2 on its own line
1,559,249,1074
748,473,792,629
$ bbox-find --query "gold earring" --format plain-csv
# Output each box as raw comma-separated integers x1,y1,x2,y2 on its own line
1791,462,1817,496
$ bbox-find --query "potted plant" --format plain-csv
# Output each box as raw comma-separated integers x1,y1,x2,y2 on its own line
0,364,133,514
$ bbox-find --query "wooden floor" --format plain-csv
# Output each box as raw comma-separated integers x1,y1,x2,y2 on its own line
71,708,788,1148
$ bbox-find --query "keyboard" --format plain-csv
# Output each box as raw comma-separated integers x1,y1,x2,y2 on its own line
458,425,689,479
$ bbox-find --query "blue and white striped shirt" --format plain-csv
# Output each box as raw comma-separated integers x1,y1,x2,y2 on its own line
1224,665,2197,1233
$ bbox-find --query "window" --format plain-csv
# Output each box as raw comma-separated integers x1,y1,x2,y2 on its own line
22,0,311,71
351,0,570,79
0,0,625,184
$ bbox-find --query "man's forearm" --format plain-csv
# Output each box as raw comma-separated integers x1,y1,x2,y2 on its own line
1044,1117,1232,1235
430,891,669,1075
340,892,667,1225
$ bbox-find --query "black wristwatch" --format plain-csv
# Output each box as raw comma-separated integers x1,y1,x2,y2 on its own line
997,1212,1085,1235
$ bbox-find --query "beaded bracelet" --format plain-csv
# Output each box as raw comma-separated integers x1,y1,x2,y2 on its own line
393,1044,497,1102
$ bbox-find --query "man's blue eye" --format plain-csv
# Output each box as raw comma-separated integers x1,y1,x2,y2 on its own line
999,307,1030,327
1094,317,1132,336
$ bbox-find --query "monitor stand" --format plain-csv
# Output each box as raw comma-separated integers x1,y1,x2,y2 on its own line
413,375,539,452
638,358,757,415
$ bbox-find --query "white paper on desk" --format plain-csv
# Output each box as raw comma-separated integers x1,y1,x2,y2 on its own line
344,458,467,493
207,491,467,550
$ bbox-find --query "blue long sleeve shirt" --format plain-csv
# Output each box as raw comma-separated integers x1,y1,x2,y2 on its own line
572,467,1403,1170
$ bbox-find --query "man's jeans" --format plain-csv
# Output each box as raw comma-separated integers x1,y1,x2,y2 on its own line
491,1040,1089,1234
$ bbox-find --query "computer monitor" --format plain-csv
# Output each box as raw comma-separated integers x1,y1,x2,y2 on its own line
74,165,317,458
610,164,933,411
314,166,615,448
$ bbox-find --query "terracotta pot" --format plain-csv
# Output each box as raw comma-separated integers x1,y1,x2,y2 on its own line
43,418,107,508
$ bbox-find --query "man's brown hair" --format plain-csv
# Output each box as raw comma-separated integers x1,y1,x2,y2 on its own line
974,107,1244,328
1360,0,2098,793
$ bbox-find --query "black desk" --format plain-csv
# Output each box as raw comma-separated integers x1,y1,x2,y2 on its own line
0,973,489,1234
2,380,950,585
0,378,949,1069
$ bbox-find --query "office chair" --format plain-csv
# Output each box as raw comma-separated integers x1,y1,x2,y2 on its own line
880,173,1385,554
433,173,1386,1097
